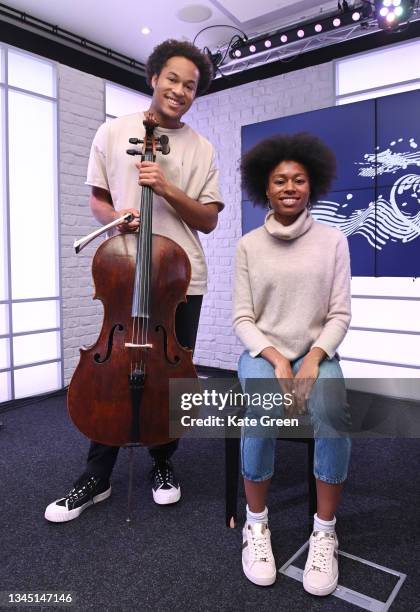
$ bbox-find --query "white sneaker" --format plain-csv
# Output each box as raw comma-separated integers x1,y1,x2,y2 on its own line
303,530,339,596
150,459,181,505
242,522,277,586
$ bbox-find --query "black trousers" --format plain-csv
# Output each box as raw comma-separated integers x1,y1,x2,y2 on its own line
82,295,203,480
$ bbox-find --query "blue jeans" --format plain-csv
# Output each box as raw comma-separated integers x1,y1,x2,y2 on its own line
238,351,352,484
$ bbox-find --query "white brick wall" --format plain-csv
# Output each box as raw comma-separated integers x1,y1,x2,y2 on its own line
58,65,105,384
58,61,335,383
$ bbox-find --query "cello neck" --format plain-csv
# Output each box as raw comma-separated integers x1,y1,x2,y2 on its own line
131,117,157,319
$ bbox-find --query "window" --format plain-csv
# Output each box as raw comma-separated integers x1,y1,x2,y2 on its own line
0,46,61,400
105,82,151,120
336,39,420,105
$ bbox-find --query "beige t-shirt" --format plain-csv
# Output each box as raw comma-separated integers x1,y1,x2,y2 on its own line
86,112,223,295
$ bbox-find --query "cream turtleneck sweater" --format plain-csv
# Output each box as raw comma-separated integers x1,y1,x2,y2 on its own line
233,209,351,361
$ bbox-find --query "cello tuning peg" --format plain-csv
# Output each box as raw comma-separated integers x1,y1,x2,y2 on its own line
158,135,170,155
129,137,143,144
126,148,141,156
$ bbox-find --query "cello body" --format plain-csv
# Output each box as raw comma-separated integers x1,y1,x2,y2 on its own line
68,231,197,446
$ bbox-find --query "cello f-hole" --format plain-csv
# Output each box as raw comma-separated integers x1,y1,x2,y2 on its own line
155,324,181,365
94,323,124,363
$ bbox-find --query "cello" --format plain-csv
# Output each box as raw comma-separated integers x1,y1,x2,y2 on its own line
68,113,197,447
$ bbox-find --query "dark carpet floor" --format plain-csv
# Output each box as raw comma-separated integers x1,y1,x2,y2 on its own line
1,395,419,612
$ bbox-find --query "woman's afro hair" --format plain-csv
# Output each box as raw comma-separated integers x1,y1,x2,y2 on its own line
145,39,214,96
241,132,337,207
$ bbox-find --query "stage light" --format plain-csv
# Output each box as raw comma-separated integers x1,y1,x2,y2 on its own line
228,4,389,61
375,0,415,29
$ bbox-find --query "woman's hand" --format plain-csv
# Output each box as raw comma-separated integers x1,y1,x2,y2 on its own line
260,347,296,409
293,348,326,411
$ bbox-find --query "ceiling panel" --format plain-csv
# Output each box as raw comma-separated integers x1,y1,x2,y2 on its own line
209,0,293,22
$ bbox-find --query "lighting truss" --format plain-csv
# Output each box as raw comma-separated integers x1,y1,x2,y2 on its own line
215,4,420,78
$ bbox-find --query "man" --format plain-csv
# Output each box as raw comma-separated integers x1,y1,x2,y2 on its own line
45,39,223,522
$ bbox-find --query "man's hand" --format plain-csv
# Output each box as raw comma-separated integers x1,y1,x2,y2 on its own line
116,208,140,233
134,161,220,234
90,187,139,233
136,161,168,197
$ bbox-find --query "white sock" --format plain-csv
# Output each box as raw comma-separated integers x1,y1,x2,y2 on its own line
313,512,336,533
246,504,268,525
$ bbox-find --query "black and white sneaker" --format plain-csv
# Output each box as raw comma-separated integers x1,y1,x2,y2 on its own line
44,475,111,523
150,459,181,505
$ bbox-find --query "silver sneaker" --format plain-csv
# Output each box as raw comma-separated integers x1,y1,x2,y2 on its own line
242,522,277,586
303,530,339,596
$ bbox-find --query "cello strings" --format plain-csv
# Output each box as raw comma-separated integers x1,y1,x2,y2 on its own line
143,184,153,375
129,133,156,379
140,151,153,375
140,189,148,365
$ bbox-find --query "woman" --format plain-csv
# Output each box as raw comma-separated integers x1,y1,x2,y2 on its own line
233,132,352,594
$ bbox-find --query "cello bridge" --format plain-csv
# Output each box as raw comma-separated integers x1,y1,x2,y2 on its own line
125,342,153,349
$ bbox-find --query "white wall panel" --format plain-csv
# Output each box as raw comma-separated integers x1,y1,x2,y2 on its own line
0,304,8,335
0,337,10,369
336,40,420,96
13,331,60,367
8,91,58,300
0,89,7,301
338,82,420,105
0,371,11,401
340,329,420,367
8,49,55,97
14,361,61,399
106,82,150,118
351,298,420,332
13,300,59,333
341,360,420,401
351,277,420,298
341,359,420,378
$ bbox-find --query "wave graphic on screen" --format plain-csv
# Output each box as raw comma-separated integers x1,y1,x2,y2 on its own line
312,139,420,251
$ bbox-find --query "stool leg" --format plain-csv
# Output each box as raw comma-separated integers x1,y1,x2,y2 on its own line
307,438,317,534
225,437,240,528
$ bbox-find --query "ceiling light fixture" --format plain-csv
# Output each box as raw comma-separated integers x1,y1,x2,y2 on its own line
374,0,415,29
177,5,212,23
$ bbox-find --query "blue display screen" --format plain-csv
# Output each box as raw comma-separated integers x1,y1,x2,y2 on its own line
241,90,420,277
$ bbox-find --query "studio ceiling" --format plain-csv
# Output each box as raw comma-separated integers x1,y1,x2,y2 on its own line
2,0,338,64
